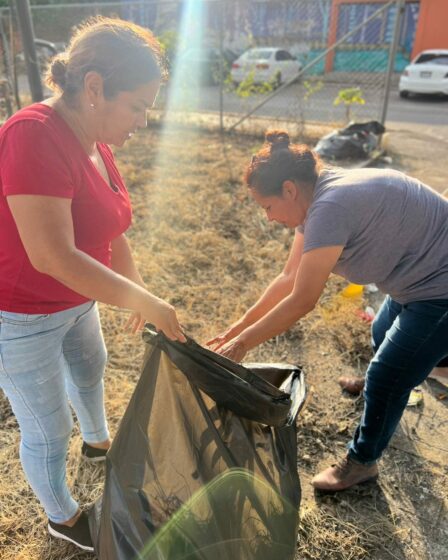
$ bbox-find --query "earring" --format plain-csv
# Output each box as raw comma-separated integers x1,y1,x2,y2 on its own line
90,103,95,109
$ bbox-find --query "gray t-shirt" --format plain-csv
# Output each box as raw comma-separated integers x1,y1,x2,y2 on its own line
297,167,448,304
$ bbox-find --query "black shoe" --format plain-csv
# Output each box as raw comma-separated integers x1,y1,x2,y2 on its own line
81,441,108,463
48,511,94,552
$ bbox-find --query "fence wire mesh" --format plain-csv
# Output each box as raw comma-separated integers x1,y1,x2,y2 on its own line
219,0,418,129
0,0,419,129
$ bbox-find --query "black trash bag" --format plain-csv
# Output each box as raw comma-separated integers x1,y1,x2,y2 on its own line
315,120,386,160
89,327,306,560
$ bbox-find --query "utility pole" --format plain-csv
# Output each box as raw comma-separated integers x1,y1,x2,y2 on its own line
380,0,405,126
218,0,224,132
14,0,43,102
0,15,14,116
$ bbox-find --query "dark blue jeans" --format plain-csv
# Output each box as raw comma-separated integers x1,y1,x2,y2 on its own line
348,296,448,464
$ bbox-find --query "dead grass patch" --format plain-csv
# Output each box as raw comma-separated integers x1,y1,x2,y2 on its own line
0,124,446,560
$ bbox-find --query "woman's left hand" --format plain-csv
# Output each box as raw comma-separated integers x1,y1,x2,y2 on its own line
217,336,248,363
124,311,146,334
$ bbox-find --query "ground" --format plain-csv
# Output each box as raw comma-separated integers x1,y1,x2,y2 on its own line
0,119,446,560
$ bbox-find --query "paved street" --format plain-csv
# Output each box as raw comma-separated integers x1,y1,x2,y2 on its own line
185,82,448,126
16,74,448,127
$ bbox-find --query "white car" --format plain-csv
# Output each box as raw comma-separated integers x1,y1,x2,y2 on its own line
399,49,448,98
231,47,302,86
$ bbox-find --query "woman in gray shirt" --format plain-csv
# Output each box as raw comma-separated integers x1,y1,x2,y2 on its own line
208,129,448,491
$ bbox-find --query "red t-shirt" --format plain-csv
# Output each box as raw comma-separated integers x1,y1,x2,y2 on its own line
0,103,132,313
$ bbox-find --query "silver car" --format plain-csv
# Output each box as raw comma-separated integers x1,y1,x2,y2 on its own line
231,47,302,86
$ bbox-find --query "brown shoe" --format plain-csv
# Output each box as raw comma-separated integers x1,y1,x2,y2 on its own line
338,375,365,395
312,454,378,491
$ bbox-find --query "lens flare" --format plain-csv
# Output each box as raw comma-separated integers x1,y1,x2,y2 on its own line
165,0,206,113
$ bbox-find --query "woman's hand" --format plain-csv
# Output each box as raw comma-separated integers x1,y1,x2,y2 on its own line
124,301,186,342
206,320,246,352
124,311,146,334
143,296,186,343
216,336,248,363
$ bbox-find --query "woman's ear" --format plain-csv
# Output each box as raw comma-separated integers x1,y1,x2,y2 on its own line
84,71,104,106
282,180,298,200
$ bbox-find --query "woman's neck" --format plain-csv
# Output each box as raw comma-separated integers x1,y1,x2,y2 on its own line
46,96,96,155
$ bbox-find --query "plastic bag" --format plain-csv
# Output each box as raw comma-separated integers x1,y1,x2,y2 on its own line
89,328,306,560
315,120,386,160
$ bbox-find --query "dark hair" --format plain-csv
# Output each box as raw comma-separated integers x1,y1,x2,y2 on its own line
45,16,166,100
244,129,323,197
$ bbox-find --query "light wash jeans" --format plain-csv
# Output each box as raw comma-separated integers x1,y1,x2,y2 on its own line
348,296,448,464
0,301,109,523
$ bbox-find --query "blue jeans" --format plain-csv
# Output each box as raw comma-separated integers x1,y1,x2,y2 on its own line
348,296,448,464
0,301,109,523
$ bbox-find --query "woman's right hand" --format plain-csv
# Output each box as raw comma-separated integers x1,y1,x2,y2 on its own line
143,295,186,342
206,320,246,351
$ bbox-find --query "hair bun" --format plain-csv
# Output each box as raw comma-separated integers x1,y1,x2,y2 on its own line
265,129,290,152
48,56,68,90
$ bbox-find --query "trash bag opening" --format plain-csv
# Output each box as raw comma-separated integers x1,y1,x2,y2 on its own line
142,327,307,427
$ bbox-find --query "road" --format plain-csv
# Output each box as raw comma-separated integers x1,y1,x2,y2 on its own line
16,75,448,127
167,81,448,127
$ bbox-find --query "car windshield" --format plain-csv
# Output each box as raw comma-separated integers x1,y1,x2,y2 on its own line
246,50,273,60
414,54,448,66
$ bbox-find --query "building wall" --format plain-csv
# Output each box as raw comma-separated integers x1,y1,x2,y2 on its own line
325,0,419,73
412,0,448,58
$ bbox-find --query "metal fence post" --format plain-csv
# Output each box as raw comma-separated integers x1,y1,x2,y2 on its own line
14,0,43,102
380,0,405,126
7,1,22,110
0,14,14,116
218,0,224,132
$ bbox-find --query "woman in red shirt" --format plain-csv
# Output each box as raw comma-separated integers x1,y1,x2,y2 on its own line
0,17,185,551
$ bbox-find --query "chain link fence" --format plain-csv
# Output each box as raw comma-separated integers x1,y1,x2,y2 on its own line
221,0,419,130
1,0,419,129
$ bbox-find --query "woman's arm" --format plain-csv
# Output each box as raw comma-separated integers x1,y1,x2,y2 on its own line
207,231,304,349
7,195,185,341
110,233,145,287
110,233,150,332
218,244,344,361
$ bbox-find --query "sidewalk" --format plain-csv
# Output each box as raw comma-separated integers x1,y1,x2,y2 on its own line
383,122,448,195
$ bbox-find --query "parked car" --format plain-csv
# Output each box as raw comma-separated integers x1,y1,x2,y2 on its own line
399,49,448,98
177,47,238,85
230,47,302,86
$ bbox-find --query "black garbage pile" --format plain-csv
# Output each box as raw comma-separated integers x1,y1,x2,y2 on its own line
89,327,306,560
315,120,386,160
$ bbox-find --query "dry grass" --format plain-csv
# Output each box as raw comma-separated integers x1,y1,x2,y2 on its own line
0,124,447,560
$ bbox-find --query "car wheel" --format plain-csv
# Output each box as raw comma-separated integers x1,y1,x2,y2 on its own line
399,90,409,99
